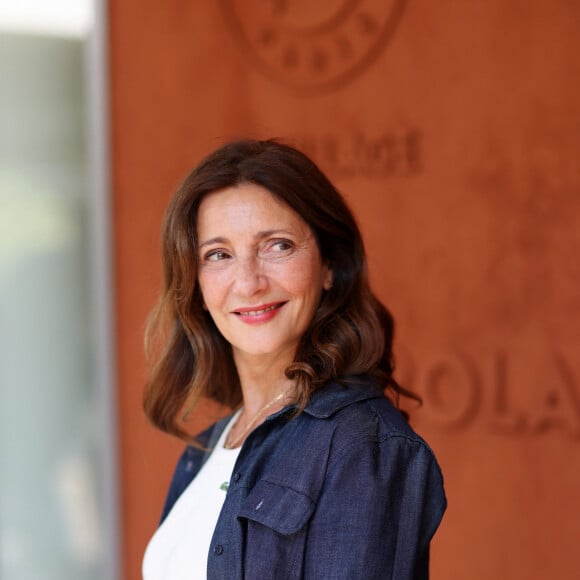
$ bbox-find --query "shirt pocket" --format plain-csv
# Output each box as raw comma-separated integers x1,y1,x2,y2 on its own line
238,479,315,535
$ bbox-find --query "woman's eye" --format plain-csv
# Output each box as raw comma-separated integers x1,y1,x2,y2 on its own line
204,249,230,262
270,239,294,252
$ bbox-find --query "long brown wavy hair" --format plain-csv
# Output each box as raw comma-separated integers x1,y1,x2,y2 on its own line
144,139,416,440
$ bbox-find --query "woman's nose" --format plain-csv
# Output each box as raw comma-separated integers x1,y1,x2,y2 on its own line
232,256,268,296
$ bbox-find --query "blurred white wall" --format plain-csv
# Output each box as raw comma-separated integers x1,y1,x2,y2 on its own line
0,2,117,579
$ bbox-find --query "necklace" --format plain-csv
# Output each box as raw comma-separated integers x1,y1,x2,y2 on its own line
224,390,289,449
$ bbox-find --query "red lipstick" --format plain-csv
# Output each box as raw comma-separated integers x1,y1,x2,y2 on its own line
233,301,286,325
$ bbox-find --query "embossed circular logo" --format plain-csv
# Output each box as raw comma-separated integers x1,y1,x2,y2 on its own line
220,0,407,94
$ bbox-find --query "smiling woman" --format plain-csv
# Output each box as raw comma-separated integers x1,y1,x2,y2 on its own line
197,184,332,364
142,139,446,579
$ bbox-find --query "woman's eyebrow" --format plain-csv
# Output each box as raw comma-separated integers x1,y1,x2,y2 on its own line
199,236,228,249
199,229,297,249
255,228,295,239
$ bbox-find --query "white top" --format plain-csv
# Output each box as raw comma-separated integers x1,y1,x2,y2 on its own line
142,412,242,580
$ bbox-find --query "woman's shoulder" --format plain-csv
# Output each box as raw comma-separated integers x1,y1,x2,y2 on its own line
306,378,417,436
283,379,445,513
306,378,440,465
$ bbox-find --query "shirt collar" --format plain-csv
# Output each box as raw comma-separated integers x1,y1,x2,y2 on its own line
302,376,385,419
205,375,386,444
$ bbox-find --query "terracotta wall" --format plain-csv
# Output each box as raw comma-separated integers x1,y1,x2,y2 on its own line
109,1,580,578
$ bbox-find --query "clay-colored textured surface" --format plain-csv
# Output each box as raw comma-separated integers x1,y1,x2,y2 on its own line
109,1,580,578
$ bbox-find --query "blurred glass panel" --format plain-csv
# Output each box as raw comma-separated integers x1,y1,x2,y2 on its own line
0,5,114,579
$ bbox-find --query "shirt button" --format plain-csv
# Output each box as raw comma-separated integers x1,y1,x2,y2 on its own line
233,472,241,482
213,545,224,556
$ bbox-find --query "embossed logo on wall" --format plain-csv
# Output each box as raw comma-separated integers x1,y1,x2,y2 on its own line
290,126,421,177
397,348,580,438
220,0,407,94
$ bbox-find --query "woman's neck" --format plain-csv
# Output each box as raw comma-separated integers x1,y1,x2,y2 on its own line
234,351,295,410
234,353,296,417
223,354,296,449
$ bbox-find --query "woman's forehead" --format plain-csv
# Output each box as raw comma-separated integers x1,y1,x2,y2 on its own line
197,183,310,239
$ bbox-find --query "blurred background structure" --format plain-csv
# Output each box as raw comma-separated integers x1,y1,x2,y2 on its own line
0,1,117,579
1,1,579,579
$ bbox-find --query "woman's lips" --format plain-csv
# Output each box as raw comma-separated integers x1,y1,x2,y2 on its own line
233,302,287,324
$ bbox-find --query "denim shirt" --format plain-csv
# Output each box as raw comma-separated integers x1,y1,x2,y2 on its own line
160,379,447,579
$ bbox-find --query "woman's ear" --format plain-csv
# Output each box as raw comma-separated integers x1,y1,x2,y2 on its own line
323,267,333,291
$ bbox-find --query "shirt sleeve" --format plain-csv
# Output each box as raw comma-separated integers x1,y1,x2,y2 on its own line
303,432,447,580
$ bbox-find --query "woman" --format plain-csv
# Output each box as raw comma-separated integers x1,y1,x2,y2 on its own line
142,139,446,579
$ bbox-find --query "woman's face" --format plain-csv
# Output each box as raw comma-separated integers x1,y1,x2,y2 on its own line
196,182,332,368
